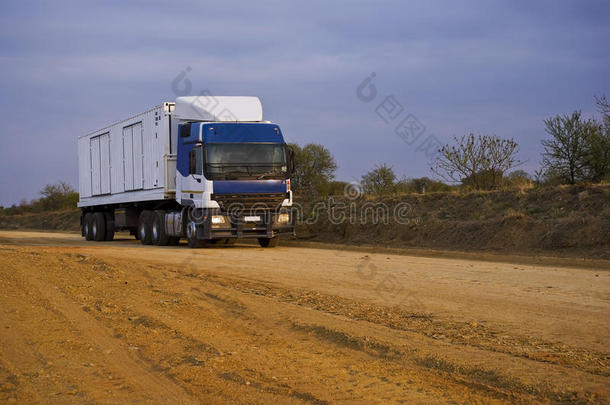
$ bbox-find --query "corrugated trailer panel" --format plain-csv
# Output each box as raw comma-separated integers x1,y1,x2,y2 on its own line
88,133,111,196
122,125,134,191
78,103,175,208
90,136,101,195
78,135,92,198
143,110,155,189
110,125,122,194
99,133,111,194
131,122,144,190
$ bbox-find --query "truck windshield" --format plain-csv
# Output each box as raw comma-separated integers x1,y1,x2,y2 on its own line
204,143,288,180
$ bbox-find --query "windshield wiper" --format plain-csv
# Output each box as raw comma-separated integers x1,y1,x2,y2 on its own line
257,170,280,179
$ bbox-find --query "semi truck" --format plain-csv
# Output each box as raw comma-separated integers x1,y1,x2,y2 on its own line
77,96,295,248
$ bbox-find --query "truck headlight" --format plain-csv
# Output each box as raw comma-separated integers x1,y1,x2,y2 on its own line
211,215,227,225
275,213,290,225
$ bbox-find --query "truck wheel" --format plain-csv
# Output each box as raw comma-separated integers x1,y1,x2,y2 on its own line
138,211,153,245
258,237,279,248
81,213,86,237
186,221,207,248
104,212,115,241
152,210,170,246
84,213,93,240
93,212,106,242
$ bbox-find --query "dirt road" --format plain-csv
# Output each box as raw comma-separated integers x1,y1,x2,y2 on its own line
0,231,608,404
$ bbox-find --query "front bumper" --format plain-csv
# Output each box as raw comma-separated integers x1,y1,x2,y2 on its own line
196,212,295,240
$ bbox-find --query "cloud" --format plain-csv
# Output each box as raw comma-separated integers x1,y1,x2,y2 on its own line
0,0,609,206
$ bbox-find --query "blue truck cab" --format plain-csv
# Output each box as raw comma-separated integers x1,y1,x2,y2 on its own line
175,121,295,247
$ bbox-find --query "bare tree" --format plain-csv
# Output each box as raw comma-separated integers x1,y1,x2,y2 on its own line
39,181,79,210
540,111,595,185
583,98,610,182
595,95,609,115
432,134,521,190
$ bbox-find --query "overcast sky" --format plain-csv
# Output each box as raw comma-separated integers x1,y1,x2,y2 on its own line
1,0,608,206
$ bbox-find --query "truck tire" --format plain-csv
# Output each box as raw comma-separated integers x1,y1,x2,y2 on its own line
92,212,106,242
84,213,93,241
104,212,115,241
138,211,153,245
152,210,170,246
258,237,279,248
81,214,86,237
186,220,207,248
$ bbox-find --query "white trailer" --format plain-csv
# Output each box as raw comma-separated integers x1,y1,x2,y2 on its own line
78,97,294,248
78,103,177,207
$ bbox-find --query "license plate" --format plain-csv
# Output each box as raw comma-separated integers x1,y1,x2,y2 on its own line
244,215,261,222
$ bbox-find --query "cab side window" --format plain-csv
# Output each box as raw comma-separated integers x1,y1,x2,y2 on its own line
189,146,202,175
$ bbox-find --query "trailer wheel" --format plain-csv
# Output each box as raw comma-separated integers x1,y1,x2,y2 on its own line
92,212,106,242
186,221,207,248
81,213,86,237
152,210,170,246
138,211,153,245
84,213,93,240
104,212,115,241
258,237,279,248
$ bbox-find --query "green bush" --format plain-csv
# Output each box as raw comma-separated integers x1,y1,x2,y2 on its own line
1,182,78,216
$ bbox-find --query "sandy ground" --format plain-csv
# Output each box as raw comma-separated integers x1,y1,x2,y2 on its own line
0,231,608,404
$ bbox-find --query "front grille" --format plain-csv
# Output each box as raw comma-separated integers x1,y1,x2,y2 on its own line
211,193,287,213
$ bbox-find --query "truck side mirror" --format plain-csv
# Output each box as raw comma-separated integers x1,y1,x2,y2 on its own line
287,147,295,176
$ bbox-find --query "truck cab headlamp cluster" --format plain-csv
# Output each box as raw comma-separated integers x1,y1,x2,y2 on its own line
211,215,227,225
275,213,290,224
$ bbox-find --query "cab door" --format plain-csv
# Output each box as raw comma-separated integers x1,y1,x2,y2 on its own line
176,123,204,206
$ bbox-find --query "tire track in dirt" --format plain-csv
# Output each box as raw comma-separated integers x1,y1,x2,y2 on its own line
82,275,351,404
2,234,609,404
288,322,605,404
108,258,606,404
23,248,337,404
187,272,607,403
6,258,198,404
68,247,608,403
160,266,609,403
45,250,497,404
116,273,491,404
0,258,102,404
0,323,46,404
173,268,609,377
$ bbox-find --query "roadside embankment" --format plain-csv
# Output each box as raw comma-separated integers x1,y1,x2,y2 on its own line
1,184,608,259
